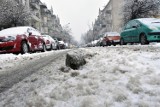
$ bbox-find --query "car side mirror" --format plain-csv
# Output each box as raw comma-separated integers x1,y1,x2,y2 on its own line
29,32,32,36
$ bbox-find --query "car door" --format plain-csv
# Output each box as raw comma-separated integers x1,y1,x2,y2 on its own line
50,36,56,49
33,29,43,50
131,21,141,42
121,21,132,42
28,28,38,51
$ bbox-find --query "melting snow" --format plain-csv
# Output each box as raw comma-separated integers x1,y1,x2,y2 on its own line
0,45,160,107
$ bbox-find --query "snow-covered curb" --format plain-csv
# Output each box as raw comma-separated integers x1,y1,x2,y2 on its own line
0,50,67,74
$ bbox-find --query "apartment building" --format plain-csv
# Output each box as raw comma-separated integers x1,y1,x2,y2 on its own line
14,0,63,38
93,0,125,37
40,2,49,34
15,0,41,31
29,0,42,31
40,3,63,37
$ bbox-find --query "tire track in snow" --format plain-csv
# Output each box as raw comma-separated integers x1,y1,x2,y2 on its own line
0,50,71,93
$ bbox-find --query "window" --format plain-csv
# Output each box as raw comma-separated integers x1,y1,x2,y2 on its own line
130,20,141,28
124,22,131,30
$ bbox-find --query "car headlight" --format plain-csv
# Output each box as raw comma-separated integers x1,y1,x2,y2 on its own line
149,26,159,30
2,36,16,42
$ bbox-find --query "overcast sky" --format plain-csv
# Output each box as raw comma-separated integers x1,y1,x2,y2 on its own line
40,0,109,41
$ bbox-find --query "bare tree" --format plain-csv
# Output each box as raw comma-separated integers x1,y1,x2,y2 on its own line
62,24,77,46
0,0,30,29
123,0,160,24
81,29,94,44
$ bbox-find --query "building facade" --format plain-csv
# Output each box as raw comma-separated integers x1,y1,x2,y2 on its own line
93,0,125,38
14,0,63,38
29,0,42,31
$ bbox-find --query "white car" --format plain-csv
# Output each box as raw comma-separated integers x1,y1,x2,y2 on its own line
42,35,57,50
58,40,66,49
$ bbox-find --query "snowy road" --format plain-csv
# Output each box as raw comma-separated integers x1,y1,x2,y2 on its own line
0,45,160,107
0,50,71,93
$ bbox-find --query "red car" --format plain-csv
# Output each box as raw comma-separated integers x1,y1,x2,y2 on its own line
0,26,46,54
102,32,120,46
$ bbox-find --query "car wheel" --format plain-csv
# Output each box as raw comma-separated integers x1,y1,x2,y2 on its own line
21,41,29,54
105,42,108,46
51,45,53,50
113,42,116,46
130,43,134,45
49,44,52,51
120,38,126,45
41,43,46,52
57,45,60,50
108,42,111,46
140,34,148,45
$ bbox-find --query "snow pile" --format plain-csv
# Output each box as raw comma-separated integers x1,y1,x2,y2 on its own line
66,50,91,70
0,46,160,107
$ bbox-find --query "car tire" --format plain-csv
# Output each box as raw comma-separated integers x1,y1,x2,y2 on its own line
21,41,29,54
113,43,116,46
106,42,108,46
41,43,46,52
51,45,53,50
108,42,111,46
120,38,126,45
140,34,149,45
57,45,60,50
130,43,134,45
49,44,52,51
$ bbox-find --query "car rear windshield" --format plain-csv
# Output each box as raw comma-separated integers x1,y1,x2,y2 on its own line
106,32,120,36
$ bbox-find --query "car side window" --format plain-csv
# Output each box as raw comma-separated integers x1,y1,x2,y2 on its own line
31,28,41,36
130,20,141,28
131,21,137,27
124,22,131,30
135,21,141,27
27,28,32,33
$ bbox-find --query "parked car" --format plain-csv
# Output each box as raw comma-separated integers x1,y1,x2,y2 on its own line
0,26,46,54
91,40,98,47
42,35,57,50
120,18,160,45
102,32,120,46
53,38,60,49
58,40,66,49
95,38,102,46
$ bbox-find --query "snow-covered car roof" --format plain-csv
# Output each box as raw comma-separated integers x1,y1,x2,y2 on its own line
42,34,49,37
104,32,120,37
42,35,49,39
136,18,160,25
58,40,65,44
0,26,38,37
42,35,55,42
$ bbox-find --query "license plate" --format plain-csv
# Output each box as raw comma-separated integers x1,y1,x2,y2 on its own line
113,40,120,42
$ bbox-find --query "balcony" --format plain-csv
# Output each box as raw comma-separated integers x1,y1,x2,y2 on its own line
40,3,47,8
42,23,48,27
41,8,49,15
30,2,40,10
105,10,111,14
106,20,112,25
31,12,41,22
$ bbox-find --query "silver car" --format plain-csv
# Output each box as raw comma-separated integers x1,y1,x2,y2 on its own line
42,35,57,50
